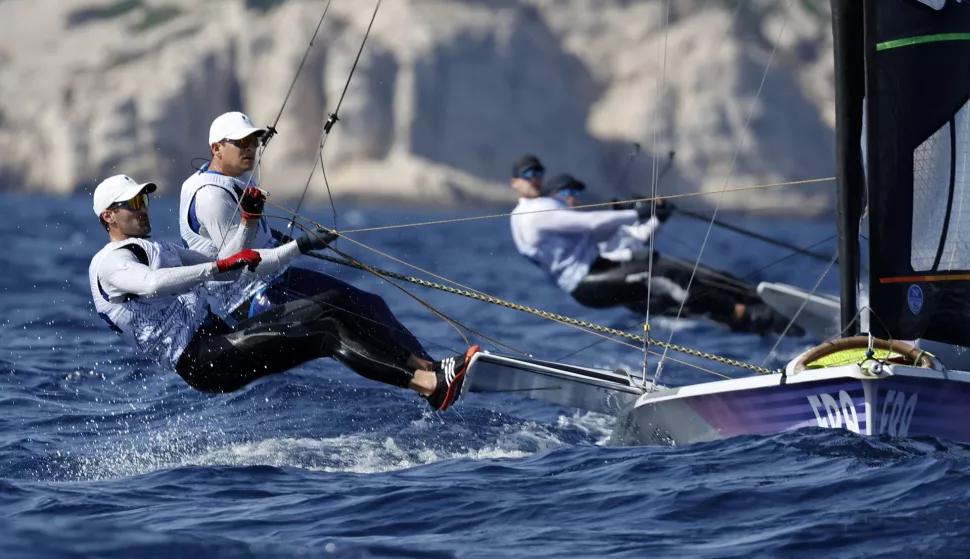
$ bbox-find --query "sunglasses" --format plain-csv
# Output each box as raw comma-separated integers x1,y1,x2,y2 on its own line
518,167,545,179
224,133,263,150
556,188,581,199
110,193,150,212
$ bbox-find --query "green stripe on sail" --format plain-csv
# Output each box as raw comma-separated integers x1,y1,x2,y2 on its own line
877,33,970,51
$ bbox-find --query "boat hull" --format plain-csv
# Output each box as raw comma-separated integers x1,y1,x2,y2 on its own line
462,352,970,446
613,365,970,445
463,352,642,416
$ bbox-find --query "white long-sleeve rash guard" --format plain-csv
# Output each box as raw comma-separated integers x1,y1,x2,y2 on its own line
191,185,270,253
510,197,641,293
99,223,299,301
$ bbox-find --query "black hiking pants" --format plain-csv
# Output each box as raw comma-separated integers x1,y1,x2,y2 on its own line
570,251,759,324
234,267,431,361
175,291,416,393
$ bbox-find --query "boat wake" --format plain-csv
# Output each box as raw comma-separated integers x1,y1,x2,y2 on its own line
50,411,615,482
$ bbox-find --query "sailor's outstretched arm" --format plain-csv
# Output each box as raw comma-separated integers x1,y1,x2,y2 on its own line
101,244,282,301
245,227,337,276
101,226,336,301
99,248,217,301
624,216,662,244
538,208,641,242
179,227,337,281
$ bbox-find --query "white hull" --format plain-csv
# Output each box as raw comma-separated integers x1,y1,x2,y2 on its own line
463,353,641,416
756,282,841,340
464,350,970,446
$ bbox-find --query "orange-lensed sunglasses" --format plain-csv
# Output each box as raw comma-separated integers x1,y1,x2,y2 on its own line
110,193,150,211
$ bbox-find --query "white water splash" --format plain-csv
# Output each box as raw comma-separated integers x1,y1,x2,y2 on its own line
62,416,573,481
555,410,617,446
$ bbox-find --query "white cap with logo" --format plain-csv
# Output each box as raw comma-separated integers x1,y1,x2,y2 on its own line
208,111,267,145
93,175,157,216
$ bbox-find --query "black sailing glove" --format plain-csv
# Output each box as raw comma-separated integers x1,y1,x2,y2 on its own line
613,198,676,223
239,186,266,220
296,228,339,253
654,200,675,223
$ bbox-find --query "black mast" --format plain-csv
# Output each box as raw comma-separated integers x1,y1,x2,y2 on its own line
830,0,865,336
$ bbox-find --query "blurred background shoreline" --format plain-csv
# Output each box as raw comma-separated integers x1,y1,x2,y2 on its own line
0,0,836,215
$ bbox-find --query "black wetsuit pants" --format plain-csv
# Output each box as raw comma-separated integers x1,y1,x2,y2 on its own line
570,251,759,324
235,267,431,361
176,291,416,393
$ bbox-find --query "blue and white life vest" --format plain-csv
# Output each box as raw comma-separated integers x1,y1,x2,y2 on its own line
88,238,210,370
179,166,286,316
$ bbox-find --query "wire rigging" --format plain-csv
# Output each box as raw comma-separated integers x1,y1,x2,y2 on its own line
653,0,796,388
211,0,334,259
286,0,383,238
643,0,672,385
246,0,837,388
336,177,835,234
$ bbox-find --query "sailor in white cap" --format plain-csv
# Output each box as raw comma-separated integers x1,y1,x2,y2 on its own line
179,111,276,317
179,111,433,361
92,174,477,410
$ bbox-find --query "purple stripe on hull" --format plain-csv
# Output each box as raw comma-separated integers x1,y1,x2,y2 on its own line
672,373,970,443
722,384,863,406
683,380,866,437
871,376,970,441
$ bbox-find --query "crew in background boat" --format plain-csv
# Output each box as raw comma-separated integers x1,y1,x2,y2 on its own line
548,174,660,263
91,174,478,411
179,111,431,360
510,155,794,335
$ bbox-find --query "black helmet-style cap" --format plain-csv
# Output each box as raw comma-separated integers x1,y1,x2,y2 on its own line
511,154,545,177
545,173,586,194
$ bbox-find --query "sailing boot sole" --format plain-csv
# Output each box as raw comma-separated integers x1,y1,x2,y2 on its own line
439,345,481,412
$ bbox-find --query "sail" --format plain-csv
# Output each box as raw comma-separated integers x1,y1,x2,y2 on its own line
864,0,970,346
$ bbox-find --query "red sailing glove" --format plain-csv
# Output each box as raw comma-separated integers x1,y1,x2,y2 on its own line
216,248,262,273
240,186,266,220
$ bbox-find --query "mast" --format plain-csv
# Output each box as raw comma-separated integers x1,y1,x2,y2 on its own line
830,0,865,336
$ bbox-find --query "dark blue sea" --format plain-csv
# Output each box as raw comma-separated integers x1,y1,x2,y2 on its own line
3,192,969,558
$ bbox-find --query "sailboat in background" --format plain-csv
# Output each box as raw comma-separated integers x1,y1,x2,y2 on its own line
463,0,970,446
756,281,841,339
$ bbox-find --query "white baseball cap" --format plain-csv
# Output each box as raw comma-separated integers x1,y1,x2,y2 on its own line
208,111,267,145
93,174,157,216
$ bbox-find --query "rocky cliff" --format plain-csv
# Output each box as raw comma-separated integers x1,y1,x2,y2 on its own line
0,0,836,213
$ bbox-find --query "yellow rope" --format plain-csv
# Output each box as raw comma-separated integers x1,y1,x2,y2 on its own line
278,213,731,377
284,219,531,357
333,176,834,234
261,174,823,378
302,250,776,376
270,205,775,375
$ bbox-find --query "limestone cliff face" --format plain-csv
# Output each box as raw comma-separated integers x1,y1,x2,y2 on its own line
0,0,835,213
